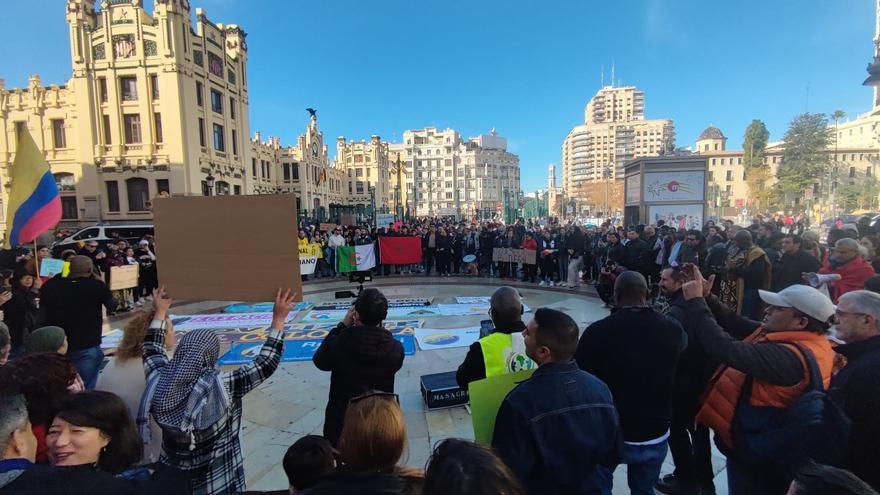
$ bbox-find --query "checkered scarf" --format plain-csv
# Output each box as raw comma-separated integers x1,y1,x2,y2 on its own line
137,329,229,451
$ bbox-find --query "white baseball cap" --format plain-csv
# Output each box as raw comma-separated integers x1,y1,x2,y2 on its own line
758,285,836,323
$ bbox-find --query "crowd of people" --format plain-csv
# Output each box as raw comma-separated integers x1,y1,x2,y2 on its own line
0,212,879,495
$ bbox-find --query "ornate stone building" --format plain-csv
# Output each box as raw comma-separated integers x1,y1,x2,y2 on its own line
0,0,252,236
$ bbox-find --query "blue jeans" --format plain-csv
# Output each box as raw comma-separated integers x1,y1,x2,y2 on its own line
597,440,668,495
67,346,105,390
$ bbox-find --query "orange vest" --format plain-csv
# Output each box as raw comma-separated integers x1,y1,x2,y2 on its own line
697,329,834,451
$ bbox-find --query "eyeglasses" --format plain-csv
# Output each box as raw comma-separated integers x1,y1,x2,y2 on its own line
835,309,868,319
348,391,399,405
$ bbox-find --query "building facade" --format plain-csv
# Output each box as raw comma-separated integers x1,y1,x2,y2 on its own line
389,127,520,219
0,0,253,236
561,85,675,196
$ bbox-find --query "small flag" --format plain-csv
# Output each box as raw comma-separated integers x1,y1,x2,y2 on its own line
4,129,61,248
336,245,376,272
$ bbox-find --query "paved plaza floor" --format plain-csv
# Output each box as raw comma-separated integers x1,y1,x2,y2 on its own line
108,274,729,494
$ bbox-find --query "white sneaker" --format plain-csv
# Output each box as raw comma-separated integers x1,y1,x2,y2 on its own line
539,281,547,286
549,281,555,287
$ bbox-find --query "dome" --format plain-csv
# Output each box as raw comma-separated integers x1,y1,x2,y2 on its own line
697,125,725,141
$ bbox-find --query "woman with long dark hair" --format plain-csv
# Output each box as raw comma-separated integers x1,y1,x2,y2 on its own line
1,270,40,358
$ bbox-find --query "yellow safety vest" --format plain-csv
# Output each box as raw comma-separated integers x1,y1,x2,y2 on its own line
478,332,536,378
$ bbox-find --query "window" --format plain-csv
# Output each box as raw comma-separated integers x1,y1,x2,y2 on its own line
726,170,733,181
742,170,747,180
210,89,222,114
98,77,108,102
102,115,112,144
150,74,159,99
196,81,203,106
198,118,206,147
850,167,856,178
233,185,241,195
123,114,142,144
231,129,237,155
356,181,364,194
154,113,163,143
708,171,714,181
106,181,120,212
292,163,299,180
120,76,137,101
229,97,235,119
156,179,170,194
14,122,26,144
252,158,257,177
266,162,270,180
213,124,224,151
283,163,291,181
127,178,149,211
51,119,66,148
54,173,75,191
356,168,363,177
61,197,78,219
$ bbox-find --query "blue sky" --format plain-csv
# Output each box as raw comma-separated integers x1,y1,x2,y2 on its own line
0,0,875,190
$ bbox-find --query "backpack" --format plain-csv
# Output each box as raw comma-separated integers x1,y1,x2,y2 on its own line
731,342,851,472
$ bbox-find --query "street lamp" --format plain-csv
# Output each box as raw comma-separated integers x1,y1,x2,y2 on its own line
368,185,376,225
205,173,215,196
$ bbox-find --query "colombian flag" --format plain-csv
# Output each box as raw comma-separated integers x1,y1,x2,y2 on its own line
4,129,61,248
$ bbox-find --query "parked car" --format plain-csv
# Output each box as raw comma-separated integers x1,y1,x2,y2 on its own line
52,224,153,257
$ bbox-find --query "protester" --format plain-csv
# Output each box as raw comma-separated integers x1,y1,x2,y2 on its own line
23,326,68,354
302,392,422,494
140,286,296,494
252,435,338,495
0,389,134,495
865,274,880,293
770,234,822,291
39,255,117,388
787,462,879,495
456,286,533,389
96,310,176,464
828,290,880,491
681,268,837,494
722,230,771,319
817,238,877,303
423,438,524,495
655,267,717,495
565,226,585,289
1,270,40,359
0,323,10,365
493,308,622,494
312,287,404,446
575,271,686,495
0,352,83,464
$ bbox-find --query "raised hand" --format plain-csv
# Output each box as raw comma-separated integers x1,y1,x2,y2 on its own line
271,288,298,328
152,286,173,319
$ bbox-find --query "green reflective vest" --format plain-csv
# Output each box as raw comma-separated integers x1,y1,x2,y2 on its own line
478,331,536,378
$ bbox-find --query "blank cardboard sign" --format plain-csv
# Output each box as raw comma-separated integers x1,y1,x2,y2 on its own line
152,194,301,302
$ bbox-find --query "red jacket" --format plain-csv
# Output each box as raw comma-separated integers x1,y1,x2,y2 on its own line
819,257,876,303
521,238,537,251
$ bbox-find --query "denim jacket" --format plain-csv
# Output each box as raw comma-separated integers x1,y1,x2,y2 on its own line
492,361,623,495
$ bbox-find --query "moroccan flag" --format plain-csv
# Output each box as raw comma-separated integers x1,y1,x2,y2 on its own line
336,245,377,272
4,129,61,248
379,237,422,264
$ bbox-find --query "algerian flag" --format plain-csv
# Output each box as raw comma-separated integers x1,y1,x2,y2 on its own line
336,245,376,272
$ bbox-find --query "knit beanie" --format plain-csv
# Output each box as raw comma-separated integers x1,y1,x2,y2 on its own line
24,326,66,354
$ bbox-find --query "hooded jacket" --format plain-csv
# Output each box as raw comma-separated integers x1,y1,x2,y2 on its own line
313,323,405,445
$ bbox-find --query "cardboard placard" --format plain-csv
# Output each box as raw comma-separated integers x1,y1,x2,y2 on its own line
109,265,139,290
492,248,537,265
339,213,356,226
319,223,339,233
39,258,65,278
153,194,301,302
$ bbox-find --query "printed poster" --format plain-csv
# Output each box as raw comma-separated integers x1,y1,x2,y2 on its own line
223,301,312,314
169,312,297,330
644,171,705,202
218,335,415,366
414,326,481,350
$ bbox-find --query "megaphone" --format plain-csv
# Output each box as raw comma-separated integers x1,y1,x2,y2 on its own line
806,273,842,288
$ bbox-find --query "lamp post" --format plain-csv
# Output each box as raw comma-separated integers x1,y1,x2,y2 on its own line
368,185,376,226
205,172,215,196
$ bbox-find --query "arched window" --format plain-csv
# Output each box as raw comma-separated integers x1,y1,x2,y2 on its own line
126,178,149,211
215,180,230,195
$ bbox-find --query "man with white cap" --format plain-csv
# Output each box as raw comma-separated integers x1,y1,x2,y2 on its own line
679,267,837,495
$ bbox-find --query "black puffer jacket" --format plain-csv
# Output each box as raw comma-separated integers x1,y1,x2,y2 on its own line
313,323,405,445
302,468,417,495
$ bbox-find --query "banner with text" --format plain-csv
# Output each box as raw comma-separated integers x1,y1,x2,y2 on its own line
299,243,322,275
492,248,536,265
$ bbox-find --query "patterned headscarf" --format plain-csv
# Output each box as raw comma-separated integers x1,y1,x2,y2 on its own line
138,329,229,450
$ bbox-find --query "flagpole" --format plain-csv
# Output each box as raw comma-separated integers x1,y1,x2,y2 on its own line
33,240,40,278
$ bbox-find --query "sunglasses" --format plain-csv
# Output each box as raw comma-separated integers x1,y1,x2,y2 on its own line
349,391,399,405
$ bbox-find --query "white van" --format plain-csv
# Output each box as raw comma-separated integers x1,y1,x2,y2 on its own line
52,224,154,256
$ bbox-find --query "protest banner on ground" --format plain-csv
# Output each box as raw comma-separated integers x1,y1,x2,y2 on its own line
109,265,139,290
335,245,376,272
319,223,339,233
311,298,430,311
153,194,301,302
223,301,312,314
492,248,536,265
169,312,298,330
218,335,416,365
470,369,536,444
378,237,422,264
38,258,65,278
414,326,481,350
